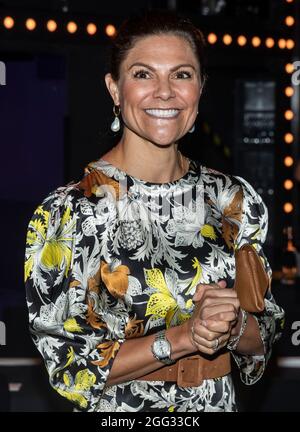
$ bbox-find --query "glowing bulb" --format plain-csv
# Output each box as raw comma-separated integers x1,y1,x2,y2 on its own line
252,36,261,47
285,63,294,73
286,39,295,49
67,21,77,34
3,16,14,29
283,202,293,213
207,33,217,44
284,133,294,143
105,24,116,37
285,110,294,120
265,38,275,48
87,23,97,35
285,16,295,26
25,18,36,31
285,86,294,97
237,35,247,46
284,156,294,167
223,34,232,45
284,179,294,190
278,39,286,49
47,20,57,32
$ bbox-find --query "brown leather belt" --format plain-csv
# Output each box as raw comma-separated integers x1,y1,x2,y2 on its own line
138,351,231,388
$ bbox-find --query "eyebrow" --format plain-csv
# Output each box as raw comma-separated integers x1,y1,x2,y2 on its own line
128,62,197,72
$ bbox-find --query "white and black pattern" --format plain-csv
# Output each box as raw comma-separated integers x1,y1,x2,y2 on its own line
24,157,285,412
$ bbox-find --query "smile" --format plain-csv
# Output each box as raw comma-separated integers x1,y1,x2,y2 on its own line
144,109,180,118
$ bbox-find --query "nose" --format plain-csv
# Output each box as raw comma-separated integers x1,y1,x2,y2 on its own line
153,77,176,100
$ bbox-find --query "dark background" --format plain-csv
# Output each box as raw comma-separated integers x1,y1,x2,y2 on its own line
0,0,299,412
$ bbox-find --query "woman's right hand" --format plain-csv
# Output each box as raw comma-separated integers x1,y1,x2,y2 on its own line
184,281,239,355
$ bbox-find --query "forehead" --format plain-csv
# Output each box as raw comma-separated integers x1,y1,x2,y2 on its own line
122,34,198,69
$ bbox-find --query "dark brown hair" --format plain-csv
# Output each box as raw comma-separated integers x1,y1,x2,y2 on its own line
108,10,207,87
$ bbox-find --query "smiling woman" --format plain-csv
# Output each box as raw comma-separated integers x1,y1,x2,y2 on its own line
24,10,284,412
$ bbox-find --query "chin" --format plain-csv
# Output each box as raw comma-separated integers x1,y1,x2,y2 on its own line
146,132,181,147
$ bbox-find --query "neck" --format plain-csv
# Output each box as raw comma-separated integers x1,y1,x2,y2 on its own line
103,129,188,183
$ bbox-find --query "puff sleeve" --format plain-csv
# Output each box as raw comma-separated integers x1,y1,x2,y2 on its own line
230,176,285,385
24,185,129,411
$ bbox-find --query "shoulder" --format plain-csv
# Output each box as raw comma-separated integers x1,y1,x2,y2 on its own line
200,164,263,204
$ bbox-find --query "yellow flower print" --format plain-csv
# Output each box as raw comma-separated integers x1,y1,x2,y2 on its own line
186,257,202,294
63,318,83,333
56,369,97,409
144,268,190,328
24,203,75,283
200,224,217,240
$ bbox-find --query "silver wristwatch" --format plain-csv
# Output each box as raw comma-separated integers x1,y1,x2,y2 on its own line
151,330,175,365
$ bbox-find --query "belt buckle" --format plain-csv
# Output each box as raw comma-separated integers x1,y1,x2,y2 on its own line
177,357,203,388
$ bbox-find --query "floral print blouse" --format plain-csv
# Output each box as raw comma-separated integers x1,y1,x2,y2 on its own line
24,157,285,412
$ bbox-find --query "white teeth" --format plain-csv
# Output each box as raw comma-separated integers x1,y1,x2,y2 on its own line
145,109,179,118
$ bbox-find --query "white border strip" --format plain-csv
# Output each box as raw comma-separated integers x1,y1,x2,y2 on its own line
277,357,300,368
0,358,41,367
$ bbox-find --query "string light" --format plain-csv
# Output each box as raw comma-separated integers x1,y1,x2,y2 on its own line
252,36,261,47
67,21,77,34
283,203,293,213
25,18,36,31
87,23,97,35
223,34,232,45
284,179,294,190
237,35,247,46
285,86,294,97
278,39,286,49
105,24,116,37
285,110,294,120
207,33,217,44
265,38,275,48
285,63,294,73
285,16,295,26
284,156,294,167
286,39,295,49
3,16,14,29
284,133,294,144
46,20,57,32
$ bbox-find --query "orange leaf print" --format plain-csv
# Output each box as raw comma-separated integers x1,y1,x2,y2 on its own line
125,316,144,339
100,261,130,299
78,165,123,200
91,340,120,368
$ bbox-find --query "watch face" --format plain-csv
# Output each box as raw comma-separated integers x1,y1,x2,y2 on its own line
153,338,171,359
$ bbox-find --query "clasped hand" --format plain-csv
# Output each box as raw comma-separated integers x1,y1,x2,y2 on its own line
188,280,240,355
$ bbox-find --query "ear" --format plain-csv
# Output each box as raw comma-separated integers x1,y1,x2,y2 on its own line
105,73,120,106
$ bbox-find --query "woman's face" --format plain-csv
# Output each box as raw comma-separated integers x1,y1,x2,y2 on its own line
105,34,203,147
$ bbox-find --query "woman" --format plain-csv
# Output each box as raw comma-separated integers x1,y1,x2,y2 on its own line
24,11,284,412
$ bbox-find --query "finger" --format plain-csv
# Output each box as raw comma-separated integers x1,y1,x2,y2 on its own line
203,320,232,333
193,333,231,353
201,288,238,300
200,303,239,320
193,281,229,302
192,283,211,302
205,311,238,323
201,294,240,309
193,321,223,341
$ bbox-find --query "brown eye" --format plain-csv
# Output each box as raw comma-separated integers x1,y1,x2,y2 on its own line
133,70,151,79
175,71,192,79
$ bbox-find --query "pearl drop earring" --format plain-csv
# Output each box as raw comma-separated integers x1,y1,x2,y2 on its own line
111,104,121,132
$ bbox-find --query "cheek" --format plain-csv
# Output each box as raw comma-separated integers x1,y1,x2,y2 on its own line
120,81,151,108
179,86,201,108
